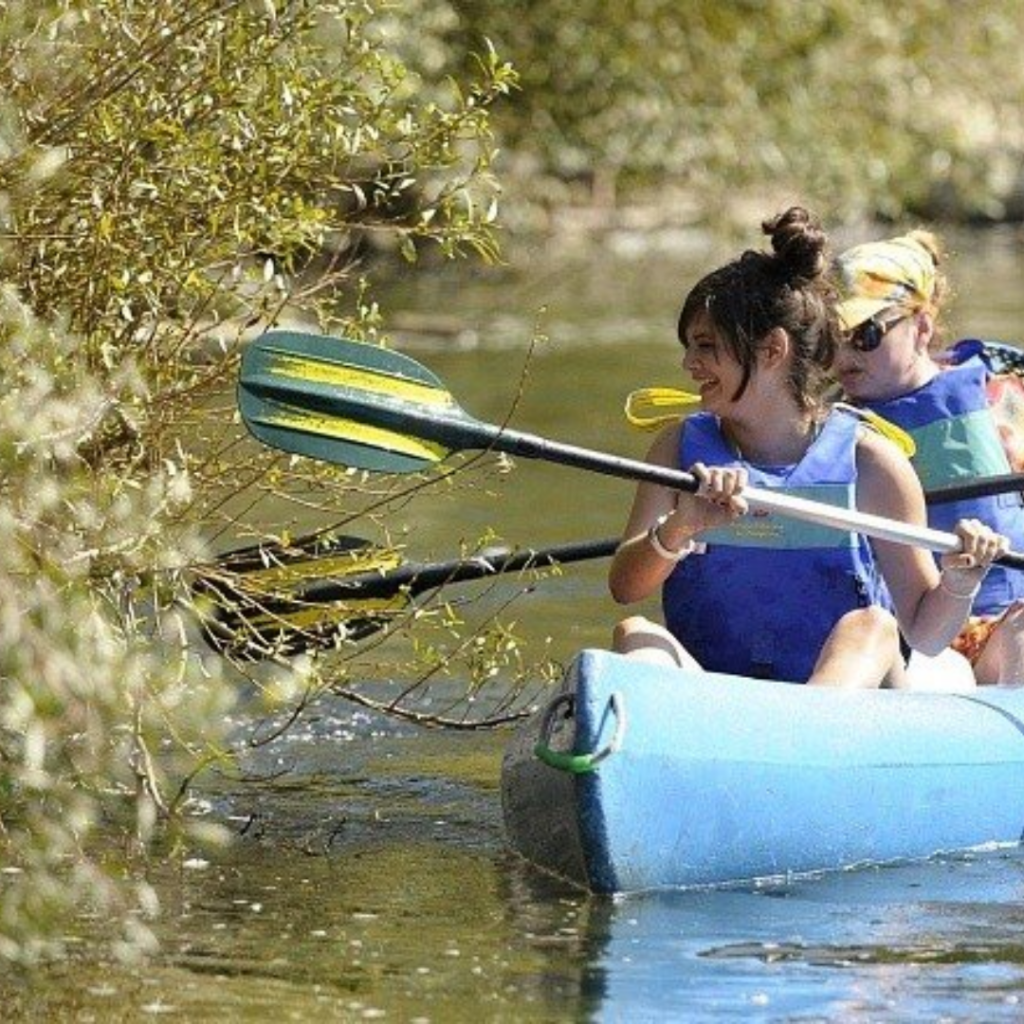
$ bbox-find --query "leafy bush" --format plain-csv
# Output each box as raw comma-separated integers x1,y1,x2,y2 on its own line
0,0,515,962
442,0,1024,224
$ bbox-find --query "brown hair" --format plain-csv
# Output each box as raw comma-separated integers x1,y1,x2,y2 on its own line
905,227,951,349
677,206,841,411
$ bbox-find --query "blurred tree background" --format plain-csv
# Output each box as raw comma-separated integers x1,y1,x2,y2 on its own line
0,0,1021,963
432,0,1024,229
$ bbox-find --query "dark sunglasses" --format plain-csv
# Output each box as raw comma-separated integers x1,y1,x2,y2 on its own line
848,314,908,353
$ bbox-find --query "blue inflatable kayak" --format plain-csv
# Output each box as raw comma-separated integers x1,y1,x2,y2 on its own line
500,649,1024,893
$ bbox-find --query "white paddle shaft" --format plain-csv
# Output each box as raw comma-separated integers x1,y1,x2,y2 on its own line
742,487,962,555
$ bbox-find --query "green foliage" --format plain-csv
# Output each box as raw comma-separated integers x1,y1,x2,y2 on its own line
0,0,517,962
2,0,514,368
439,0,1024,223
4,0,1013,966
0,287,234,963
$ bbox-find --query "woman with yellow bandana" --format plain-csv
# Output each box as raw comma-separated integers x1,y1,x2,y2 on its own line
833,232,1024,684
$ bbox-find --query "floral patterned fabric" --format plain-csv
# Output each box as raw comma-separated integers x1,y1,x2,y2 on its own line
951,614,1002,665
941,339,1024,472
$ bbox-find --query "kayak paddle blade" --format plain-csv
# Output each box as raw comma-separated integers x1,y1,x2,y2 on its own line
624,386,702,430
238,330,489,473
193,530,407,659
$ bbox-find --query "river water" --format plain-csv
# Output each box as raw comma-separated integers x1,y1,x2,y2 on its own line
6,224,1024,1022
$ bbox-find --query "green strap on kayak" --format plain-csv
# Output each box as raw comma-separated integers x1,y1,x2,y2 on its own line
532,746,608,774
533,692,626,773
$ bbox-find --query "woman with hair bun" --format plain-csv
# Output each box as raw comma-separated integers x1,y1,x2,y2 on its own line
608,207,1007,688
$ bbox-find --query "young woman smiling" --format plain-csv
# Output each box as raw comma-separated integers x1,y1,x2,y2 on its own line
608,208,1009,688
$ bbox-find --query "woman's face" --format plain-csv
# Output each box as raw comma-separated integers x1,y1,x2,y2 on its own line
681,309,746,413
833,310,931,403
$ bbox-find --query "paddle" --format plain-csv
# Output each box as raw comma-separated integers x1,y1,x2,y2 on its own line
238,330,1024,571
200,535,619,659
198,462,1019,658
196,530,393,595
193,530,399,655
926,472,1024,505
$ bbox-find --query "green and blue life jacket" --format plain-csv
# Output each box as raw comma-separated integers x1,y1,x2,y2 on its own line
662,408,892,683
861,356,1024,616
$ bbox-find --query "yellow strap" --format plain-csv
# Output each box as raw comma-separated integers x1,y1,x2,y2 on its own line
624,387,701,430
832,403,916,457
623,387,915,456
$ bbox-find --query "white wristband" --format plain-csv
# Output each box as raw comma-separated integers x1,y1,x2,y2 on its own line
939,568,982,601
647,514,693,562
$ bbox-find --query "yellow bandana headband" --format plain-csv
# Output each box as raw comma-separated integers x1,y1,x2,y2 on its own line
833,235,938,331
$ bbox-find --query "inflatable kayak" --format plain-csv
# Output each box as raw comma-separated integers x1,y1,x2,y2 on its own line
500,649,1024,893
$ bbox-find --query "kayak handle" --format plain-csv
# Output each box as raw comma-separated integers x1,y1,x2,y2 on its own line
534,691,626,773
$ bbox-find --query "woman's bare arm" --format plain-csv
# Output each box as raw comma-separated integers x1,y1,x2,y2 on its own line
608,422,743,604
856,428,998,654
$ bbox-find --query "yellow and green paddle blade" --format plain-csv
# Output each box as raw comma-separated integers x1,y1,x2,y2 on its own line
193,531,408,659
196,530,399,595
239,330,699,479
624,387,702,429
197,532,619,661
239,330,481,473
202,585,411,660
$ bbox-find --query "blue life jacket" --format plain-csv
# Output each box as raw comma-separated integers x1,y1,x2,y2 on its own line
662,409,892,683
861,358,1024,616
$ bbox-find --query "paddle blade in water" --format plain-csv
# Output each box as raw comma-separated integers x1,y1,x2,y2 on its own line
196,530,382,593
198,534,621,661
238,330,473,472
193,530,408,659
201,589,408,660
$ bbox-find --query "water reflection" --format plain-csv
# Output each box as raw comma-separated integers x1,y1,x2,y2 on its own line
563,851,1024,1022
10,837,1024,1022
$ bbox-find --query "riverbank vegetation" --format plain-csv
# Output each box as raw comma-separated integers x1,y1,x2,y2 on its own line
0,0,514,962
0,0,1021,963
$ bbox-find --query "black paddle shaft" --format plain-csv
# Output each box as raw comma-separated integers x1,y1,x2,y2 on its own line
297,537,620,605
927,472,1024,505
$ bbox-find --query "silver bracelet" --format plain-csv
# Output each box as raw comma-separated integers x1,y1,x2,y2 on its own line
647,514,693,562
939,568,982,601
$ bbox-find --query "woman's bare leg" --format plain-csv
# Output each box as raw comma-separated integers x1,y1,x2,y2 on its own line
808,607,907,689
612,615,701,670
974,602,1024,685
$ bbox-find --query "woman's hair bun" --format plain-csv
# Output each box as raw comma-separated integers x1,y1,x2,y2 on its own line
763,206,827,282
